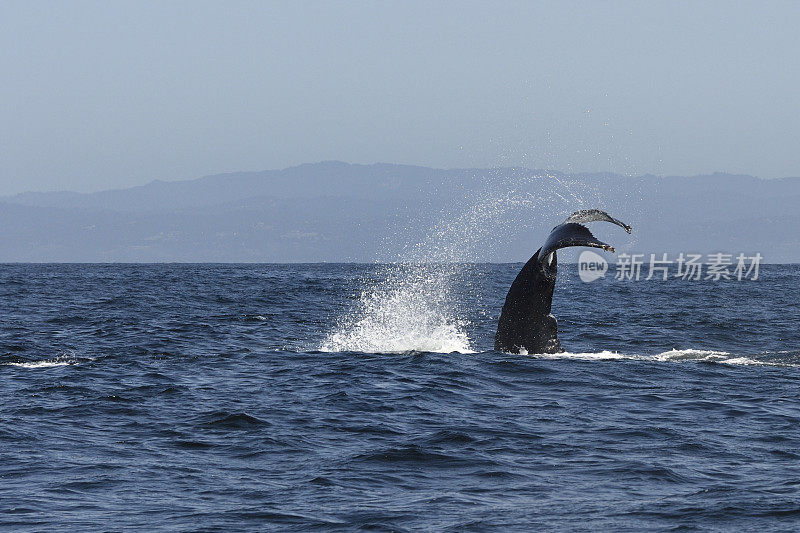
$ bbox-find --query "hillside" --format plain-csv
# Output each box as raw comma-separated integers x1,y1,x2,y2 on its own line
1,162,797,262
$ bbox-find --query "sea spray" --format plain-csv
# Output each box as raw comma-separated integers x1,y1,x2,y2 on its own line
319,262,472,353
320,171,605,353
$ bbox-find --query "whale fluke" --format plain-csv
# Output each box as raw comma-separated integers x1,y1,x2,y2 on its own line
494,209,631,354
563,209,632,234
540,222,615,261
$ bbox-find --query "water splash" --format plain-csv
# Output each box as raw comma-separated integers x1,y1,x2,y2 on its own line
320,170,600,354
319,263,473,353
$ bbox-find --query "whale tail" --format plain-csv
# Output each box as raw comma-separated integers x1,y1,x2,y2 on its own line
563,209,632,234
540,222,615,264
495,209,631,354
539,209,632,263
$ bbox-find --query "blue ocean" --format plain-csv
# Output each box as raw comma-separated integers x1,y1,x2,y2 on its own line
2,262,800,531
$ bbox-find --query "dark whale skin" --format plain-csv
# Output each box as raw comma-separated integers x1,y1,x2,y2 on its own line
495,249,562,354
495,211,631,355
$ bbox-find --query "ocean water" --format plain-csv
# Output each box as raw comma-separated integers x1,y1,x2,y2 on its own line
2,262,800,531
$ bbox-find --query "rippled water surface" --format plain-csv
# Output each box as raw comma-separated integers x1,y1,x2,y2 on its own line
2,263,800,531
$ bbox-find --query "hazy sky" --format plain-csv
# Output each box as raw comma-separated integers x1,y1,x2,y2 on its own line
2,0,799,195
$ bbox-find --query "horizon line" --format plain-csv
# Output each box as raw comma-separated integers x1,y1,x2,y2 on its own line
1,261,796,266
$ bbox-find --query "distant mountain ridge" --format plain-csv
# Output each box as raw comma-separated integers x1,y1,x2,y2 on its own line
1,162,798,262
3,162,453,211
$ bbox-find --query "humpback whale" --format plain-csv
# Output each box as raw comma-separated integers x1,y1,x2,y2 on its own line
495,209,632,354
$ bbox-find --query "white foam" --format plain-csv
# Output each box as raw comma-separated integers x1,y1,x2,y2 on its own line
522,350,630,361
3,351,82,368
5,359,76,368
515,348,775,367
320,264,474,354
550,350,628,360
653,349,730,362
721,357,759,365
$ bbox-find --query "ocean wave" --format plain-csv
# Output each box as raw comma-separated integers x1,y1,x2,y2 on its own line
4,360,76,368
519,348,796,367
3,352,83,368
